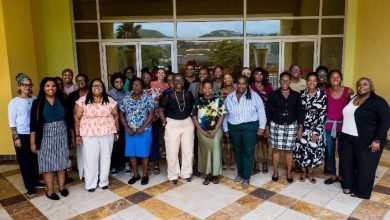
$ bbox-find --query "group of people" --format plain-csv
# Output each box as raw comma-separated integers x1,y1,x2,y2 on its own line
8,63,390,201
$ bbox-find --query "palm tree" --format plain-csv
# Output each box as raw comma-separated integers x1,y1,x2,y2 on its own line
116,23,141,39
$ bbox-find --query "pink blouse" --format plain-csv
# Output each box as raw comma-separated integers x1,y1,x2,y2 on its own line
151,81,169,93
325,86,350,132
76,96,117,137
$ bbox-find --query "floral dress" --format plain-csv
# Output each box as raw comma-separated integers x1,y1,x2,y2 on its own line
192,96,226,131
119,92,154,131
294,88,327,168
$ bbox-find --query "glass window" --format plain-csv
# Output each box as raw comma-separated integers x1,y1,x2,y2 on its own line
322,19,344,35
248,42,279,73
177,21,243,38
101,22,174,39
76,42,101,80
247,0,319,17
99,0,173,20
323,0,345,16
75,23,98,39
247,20,318,36
320,37,343,70
141,44,172,70
176,0,243,18
73,0,97,20
177,40,243,74
284,41,314,74
105,45,137,85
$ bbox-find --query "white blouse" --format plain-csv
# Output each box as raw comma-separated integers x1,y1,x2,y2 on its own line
341,97,359,136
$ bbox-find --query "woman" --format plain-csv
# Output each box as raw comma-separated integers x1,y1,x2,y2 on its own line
339,77,390,199
266,72,303,183
163,72,175,95
160,74,195,184
66,73,89,180
62,69,77,96
120,78,154,185
184,63,196,90
221,73,236,171
30,77,70,200
223,75,267,189
315,65,329,91
213,66,224,90
192,80,225,185
123,67,136,92
151,68,169,93
250,67,273,174
142,72,162,175
289,64,307,93
294,73,327,184
188,67,218,100
323,70,353,185
8,73,44,197
241,67,253,84
108,72,128,175
74,79,119,192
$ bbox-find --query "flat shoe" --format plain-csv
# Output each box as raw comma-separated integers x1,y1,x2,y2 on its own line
101,186,108,190
171,179,178,185
46,193,60,200
286,176,293,183
212,176,219,184
60,188,69,197
234,176,242,182
324,177,338,185
128,175,141,185
203,176,211,185
343,188,351,194
141,176,149,185
88,189,95,192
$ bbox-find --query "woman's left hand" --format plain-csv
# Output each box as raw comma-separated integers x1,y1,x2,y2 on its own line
136,127,145,135
114,133,120,141
369,141,381,152
208,129,217,139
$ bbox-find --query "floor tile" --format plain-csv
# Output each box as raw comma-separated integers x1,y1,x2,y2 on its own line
0,207,12,220
275,208,312,220
0,165,20,173
11,208,44,220
138,198,191,219
250,187,276,200
290,200,321,216
350,200,390,219
313,208,347,220
324,191,362,215
262,181,289,193
373,184,390,195
4,200,35,215
218,195,264,218
280,180,317,199
125,191,151,204
104,199,132,213
268,194,298,208
115,205,160,220
370,191,390,206
241,201,287,220
81,207,113,219
112,185,139,198
0,194,26,207
5,174,26,193
300,182,340,207
0,178,21,200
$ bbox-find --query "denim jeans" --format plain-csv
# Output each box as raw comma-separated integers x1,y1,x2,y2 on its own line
324,130,339,176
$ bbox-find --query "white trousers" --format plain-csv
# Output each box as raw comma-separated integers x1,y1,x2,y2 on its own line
76,144,84,180
82,134,114,190
164,117,194,181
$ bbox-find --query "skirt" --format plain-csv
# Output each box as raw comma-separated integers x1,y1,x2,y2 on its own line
197,129,223,176
125,129,152,158
270,121,298,151
38,121,69,172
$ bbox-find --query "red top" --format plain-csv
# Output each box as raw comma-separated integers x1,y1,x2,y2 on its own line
324,86,350,132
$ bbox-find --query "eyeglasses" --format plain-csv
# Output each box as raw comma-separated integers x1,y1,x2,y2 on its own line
92,84,103,88
21,83,32,88
76,79,86,83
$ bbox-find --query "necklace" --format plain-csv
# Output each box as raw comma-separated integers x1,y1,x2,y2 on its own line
174,91,186,112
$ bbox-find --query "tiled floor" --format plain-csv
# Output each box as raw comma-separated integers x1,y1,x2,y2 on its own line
0,152,389,220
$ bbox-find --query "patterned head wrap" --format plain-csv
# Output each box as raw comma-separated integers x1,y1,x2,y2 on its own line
16,73,31,85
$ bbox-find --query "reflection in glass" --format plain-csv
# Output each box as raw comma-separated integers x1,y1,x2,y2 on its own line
323,0,345,16
320,38,343,70
247,20,318,36
141,45,172,70
177,40,243,74
73,0,97,20
101,22,174,39
247,0,319,17
177,21,243,38
105,45,137,81
176,0,243,18
99,0,173,20
75,23,98,39
76,42,101,80
284,42,314,74
322,19,344,35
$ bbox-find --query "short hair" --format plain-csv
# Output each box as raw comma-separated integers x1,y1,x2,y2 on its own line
110,72,125,87
315,65,329,73
61,68,74,77
75,73,89,83
201,79,213,88
252,67,269,84
289,64,300,71
279,71,291,80
306,72,319,81
123,66,135,73
327,69,343,81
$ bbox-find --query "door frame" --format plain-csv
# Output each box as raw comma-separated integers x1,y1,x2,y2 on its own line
101,41,175,87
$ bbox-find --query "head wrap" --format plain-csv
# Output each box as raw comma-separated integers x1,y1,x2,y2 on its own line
16,73,31,85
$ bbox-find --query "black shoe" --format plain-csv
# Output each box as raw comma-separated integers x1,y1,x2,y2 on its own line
185,177,192,182
272,175,279,182
35,182,46,189
287,176,294,183
141,176,149,185
60,188,69,197
128,175,141,185
27,189,36,197
46,193,60,200
324,177,339,185
101,186,109,190
171,179,178,185
88,189,95,192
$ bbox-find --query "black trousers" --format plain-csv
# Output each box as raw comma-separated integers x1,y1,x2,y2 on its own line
16,134,39,192
110,125,126,169
339,132,383,199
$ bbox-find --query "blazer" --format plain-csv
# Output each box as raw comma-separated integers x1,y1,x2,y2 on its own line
354,92,390,147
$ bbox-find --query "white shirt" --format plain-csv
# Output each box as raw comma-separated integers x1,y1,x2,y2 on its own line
223,90,267,132
8,96,36,134
341,98,359,136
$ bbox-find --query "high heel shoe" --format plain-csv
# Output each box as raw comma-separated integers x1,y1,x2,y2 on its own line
272,174,279,182
286,175,293,183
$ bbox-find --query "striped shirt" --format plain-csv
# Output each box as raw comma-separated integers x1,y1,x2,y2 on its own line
223,90,267,132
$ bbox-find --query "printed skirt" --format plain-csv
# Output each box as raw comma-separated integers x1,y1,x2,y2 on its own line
270,121,298,151
37,120,69,172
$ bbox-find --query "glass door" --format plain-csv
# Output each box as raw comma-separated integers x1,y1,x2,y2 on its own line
102,41,175,88
282,39,318,75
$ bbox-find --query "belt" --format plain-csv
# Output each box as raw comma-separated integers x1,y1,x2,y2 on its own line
325,119,342,138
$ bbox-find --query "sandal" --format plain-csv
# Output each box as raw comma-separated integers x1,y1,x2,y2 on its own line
308,174,316,184
343,188,352,194
153,166,160,175
272,173,279,182
212,176,219,184
262,161,268,174
203,175,211,185
299,173,306,182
